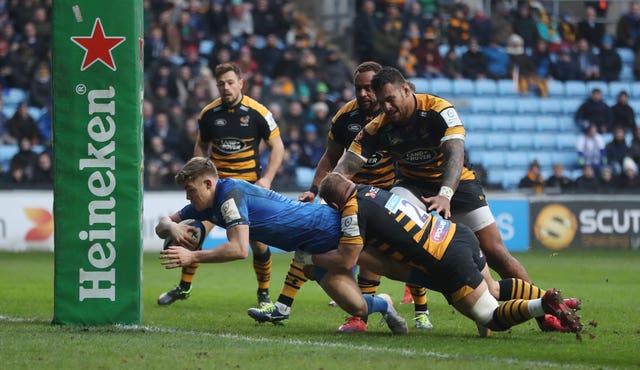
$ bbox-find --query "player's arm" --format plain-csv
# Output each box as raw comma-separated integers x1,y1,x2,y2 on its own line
160,224,250,268
194,134,212,158
421,138,464,219
255,134,284,189
155,214,199,250
299,138,344,201
333,150,366,180
311,241,362,272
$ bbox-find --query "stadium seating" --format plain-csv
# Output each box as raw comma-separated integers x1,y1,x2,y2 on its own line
411,78,429,93
535,116,559,132
430,78,453,96
547,79,565,97
514,114,537,131
510,133,535,150
494,97,519,114
497,79,519,96
608,81,631,98
463,114,493,131
489,115,512,131
517,99,541,114
475,79,497,95
542,98,564,115
469,97,496,113
564,81,587,97
452,79,475,96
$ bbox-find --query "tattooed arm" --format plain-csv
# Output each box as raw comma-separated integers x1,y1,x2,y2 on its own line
440,138,465,192
333,151,367,180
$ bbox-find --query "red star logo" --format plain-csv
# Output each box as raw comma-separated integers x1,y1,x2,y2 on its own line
71,18,126,71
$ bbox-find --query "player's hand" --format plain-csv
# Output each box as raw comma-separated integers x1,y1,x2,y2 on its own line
421,195,451,219
171,223,199,250
160,246,194,269
254,177,272,189
298,191,316,202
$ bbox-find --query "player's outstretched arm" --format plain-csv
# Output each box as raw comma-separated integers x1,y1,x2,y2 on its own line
333,151,366,180
299,139,344,202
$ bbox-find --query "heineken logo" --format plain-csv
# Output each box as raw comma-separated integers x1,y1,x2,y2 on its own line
71,18,125,71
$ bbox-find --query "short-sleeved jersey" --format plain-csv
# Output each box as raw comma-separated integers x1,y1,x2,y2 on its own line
330,99,395,188
178,178,341,254
198,95,280,182
339,184,457,268
348,94,476,183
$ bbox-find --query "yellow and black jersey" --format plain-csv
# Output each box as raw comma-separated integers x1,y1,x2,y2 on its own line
198,95,280,182
331,99,395,188
349,94,476,183
339,184,457,270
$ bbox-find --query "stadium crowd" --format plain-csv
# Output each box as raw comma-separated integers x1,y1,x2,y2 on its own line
0,0,638,191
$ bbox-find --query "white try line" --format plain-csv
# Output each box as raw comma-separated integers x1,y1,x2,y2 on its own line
0,315,587,369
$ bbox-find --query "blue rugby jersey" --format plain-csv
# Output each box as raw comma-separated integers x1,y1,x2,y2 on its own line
178,178,341,254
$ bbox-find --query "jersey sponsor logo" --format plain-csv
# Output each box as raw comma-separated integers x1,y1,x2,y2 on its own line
240,115,250,125
440,107,462,127
363,152,384,167
341,215,359,237
347,123,362,132
384,193,402,213
221,198,242,224
365,186,380,198
215,138,246,153
354,130,364,142
429,217,451,242
214,118,227,127
403,148,437,164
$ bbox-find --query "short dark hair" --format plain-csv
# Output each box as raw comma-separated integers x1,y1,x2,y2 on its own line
371,66,406,93
353,61,382,79
214,62,241,80
175,157,218,186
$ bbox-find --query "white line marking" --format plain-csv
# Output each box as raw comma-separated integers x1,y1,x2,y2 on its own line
0,315,587,369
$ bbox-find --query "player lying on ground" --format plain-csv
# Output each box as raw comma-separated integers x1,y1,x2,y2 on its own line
305,173,583,336
156,157,408,334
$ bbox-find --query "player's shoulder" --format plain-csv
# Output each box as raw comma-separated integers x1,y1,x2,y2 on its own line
199,98,223,119
416,93,454,114
240,95,271,117
333,99,360,121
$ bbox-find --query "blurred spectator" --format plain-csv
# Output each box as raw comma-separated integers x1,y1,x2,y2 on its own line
3,161,28,186
0,97,12,145
545,162,574,193
558,14,578,47
490,1,513,46
460,38,488,80
605,126,630,175
28,61,51,108
533,4,562,52
598,165,618,193
252,0,285,38
6,102,40,144
577,123,607,173
298,123,323,168
611,91,637,134
518,160,544,194
574,164,601,193
144,135,177,189
353,0,380,62
176,9,202,54
282,99,306,130
372,18,401,67
628,126,640,164
446,5,470,47
286,12,315,48
618,156,640,191
309,101,331,140
235,45,258,81
30,151,53,187
228,0,254,41
397,38,419,78
482,37,510,79
403,1,430,32
511,2,538,49
531,39,553,79
414,32,443,78
320,49,352,95
615,1,640,48
442,47,463,79
634,47,640,80
256,33,283,77
574,88,613,133
144,112,180,153
577,5,605,48
469,7,491,47
205,0,229,36
9,136,38,181
598,35,622,82
506,34,547,97
36,102,51,146
573,38,600,81
175,63,196,106
551,46,580,81
144,25,166,69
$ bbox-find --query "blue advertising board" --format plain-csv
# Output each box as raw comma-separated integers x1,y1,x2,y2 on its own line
487,199,530,252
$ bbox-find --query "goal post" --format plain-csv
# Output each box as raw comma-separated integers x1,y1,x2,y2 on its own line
52,0,144,325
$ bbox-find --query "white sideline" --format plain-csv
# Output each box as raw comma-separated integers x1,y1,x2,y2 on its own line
1,315,583,369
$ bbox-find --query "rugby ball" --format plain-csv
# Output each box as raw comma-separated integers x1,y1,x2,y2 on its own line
162,219,206,250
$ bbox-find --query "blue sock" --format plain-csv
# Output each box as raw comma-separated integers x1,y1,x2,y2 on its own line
363,294,388,315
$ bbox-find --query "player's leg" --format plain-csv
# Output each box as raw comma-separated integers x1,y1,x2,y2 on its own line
250,240,272,307
318,269,408,335
336,268,379,333
247,258,307,323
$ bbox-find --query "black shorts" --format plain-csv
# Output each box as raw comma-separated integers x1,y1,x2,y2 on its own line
408,224,486,303
394,178,488,214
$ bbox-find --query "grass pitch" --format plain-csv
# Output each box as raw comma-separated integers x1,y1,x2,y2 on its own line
1,250,639,369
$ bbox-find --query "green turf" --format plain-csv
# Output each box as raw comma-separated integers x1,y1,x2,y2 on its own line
1,250,639,369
